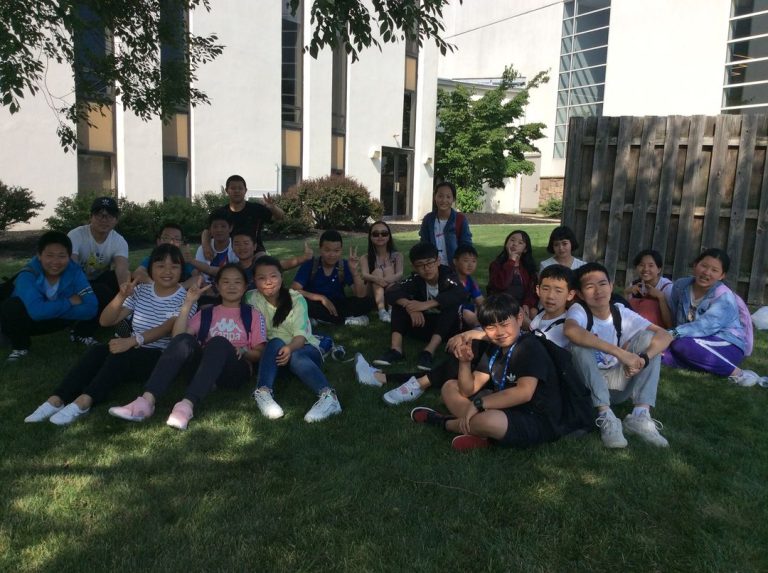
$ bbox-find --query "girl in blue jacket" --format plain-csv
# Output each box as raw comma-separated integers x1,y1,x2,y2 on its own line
1,232,98,362
419,181,473,267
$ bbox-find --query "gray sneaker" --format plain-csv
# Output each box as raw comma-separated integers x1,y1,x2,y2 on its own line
729,369,760,387
382,377,424,406
595,410,628,448
354,353,382,387
253,387,284,420
623,410,669,447
304,389,342,423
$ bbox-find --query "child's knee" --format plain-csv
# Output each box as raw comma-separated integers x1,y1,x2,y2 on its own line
626,329,654,353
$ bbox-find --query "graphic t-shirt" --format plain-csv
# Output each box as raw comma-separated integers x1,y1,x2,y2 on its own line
434,218,449,265
187,305,267,350
122,283,194,349
530,311,569,349
68,225,129,280
195,240,238,284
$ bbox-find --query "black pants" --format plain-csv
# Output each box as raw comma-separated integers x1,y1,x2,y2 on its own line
144,333,251,405
390,304,460,343
0,297,73,350
307,296,374,324
72,271,120,337
53,344,162,404
388,340,490,389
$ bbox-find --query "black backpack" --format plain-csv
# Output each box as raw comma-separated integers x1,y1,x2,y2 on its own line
196,304,253,345
574,299,623,344
532,330,595,438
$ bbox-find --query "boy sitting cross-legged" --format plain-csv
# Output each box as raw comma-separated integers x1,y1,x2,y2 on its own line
291,230,373,326
529,264,576,348
410,293,567,451
453,244,484,330
373,242,465,371
563,262,673,448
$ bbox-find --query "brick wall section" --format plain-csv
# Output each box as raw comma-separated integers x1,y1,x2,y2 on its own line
539,177,564,204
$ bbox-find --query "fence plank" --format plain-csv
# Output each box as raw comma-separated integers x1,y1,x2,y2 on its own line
627,116,663,280
727,113,758,287
701,115,734,249
652,116,683,257
563,117,585,230
672,116,707,278
604,117,633,280
583,117,612,262
748,142,768,304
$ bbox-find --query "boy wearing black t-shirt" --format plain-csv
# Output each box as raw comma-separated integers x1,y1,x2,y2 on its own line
411,293,563,451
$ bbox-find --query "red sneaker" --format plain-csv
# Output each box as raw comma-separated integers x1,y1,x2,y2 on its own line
451,434,490,452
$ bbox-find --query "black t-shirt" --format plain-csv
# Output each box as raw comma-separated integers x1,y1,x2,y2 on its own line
215,202,273,253
475,333,561,419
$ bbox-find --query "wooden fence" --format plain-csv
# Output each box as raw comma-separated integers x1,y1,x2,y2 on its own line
562,114,768,305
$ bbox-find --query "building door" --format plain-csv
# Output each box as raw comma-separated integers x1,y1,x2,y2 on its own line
380,147,412,218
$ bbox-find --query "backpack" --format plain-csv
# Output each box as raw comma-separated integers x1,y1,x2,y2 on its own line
455,212,466,243
532,330,595,437
533,308,566,333
197,304,253,346
712,284,754,356
308,257,345,286
574,299,623,344
0,266,36,304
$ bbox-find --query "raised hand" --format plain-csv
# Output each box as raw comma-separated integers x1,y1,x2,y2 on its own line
185,276,212,304
348,246,360,271
303,241,313,261
119,278,139,300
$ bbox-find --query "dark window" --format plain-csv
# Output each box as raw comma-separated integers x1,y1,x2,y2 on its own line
733,0,768,17
571,46,609,70
73,4,110,100
282,12,302,124
724,83,768,107
571,28,610,52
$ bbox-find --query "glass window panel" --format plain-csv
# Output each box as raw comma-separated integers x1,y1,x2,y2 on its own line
78,154,114,194
161,113,189,158
564,1,575,18
729,36,768,62
559,54,572,72
562,18,574,36
569,84,605,105
558,72,570,89
554,142,566,159
575,9,610,33
723,82,768,107
572,28,609,52
570,65,606,87
282,128,302,167
733,0,768,17
77,104,115,153
162,159,188,199
726,59,768,85
557,91,569,107
555,125,568,141
561,37,573,53
331,135,345,172
577,0,610,15
569,103,603,117
571,46,608,69
731,12,768,39
405,56,418,91
556,107,568,124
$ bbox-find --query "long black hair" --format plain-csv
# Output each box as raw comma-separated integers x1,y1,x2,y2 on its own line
366,220,397,273
253,256,293,327
495,230,537,277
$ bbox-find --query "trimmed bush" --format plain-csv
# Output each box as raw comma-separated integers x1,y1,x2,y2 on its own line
539,197,563,218
456,186,485,214
267,189,313,235
45,190,103,234
295,175,379,230
0,181,45,233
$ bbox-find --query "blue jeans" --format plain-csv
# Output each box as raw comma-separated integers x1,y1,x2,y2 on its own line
257,338,331,395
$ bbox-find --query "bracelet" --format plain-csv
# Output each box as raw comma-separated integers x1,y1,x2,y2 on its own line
134,332,145,348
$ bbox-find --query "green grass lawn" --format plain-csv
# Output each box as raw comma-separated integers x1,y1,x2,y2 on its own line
1,224,767,572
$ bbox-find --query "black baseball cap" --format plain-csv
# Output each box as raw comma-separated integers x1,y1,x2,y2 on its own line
90,196,119,217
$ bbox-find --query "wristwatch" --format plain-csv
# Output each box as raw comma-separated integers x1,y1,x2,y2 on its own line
134,332,145,348
638,352,650,369
473,397,485,412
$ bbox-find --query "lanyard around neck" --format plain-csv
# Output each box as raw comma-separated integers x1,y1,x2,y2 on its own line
488,340,518,390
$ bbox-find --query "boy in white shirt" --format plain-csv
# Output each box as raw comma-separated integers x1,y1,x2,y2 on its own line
529,264,576,349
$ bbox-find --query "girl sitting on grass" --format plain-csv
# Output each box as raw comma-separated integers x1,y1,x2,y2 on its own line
487,230,539,321
108,264,267,430
246,256,342,423
360,220,403,323
623,249,673,328
24,244,192,425
540,225,586,271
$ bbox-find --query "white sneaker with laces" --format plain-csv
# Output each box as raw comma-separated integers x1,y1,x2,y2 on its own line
378,308,391,323
623,410,669,447
70,333,99,346
595,410,628,448
354,353,383,387
344,315,370,327
382,377,424,406
729,369,760,387
7,349,29,362
25,401,64,423
253,387,284,420
304,389,342,422
49,403,90,426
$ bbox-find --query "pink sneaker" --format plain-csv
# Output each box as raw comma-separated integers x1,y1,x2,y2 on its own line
108,396,154,422
166,401,194,430
451,434,491,452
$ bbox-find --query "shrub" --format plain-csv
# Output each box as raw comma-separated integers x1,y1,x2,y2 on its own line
0,181,45,233
456,186,485,214
45,190,103,233
266,189,313,236
539,197,563,218
296,175,379,230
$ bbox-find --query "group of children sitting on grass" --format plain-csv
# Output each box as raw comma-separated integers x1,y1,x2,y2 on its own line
1,178,762,452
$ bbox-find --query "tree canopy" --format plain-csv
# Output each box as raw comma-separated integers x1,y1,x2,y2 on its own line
435,66,549,193
1,0,456,151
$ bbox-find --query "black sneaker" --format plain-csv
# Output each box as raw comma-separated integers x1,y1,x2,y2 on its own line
416,351,433,371
373,348,405,366
410,406,454,427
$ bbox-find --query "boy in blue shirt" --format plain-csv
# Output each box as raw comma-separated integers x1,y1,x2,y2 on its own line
453,244,484,329
291,230,373,326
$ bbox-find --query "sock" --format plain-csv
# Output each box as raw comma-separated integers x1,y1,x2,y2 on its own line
632,406,650,417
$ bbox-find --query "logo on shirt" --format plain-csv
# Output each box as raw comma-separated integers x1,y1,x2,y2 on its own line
210,318,245,342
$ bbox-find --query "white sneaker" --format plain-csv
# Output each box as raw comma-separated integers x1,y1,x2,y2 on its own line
7,349,29,362
623,410,669,447
24,401,64,423
595,410,627,448
378,308,391,323
304,389,342,422
729,369,760,387
70,333,99,346
344,315,370,327
382,377,424,406
355,353,383,387
49,403,90,426
253,387,284,420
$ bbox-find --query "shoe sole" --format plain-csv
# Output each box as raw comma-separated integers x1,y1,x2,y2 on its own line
451,435,491,451
305,406,342,423
372,359,392,367
410,407,435,423
417,364,432,371
108,408,150,422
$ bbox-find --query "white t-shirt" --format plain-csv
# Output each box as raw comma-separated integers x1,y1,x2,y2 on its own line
530,311,569,348
434,218,448,265
566,303,651,369
68,225,129,280
540,256,587,271
195,239,238,283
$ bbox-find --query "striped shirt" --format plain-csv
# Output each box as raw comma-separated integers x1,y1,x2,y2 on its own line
122,283,195,349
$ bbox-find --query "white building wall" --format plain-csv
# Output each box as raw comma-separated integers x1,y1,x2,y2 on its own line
191,3,282,195
121,112,163,204
302,19,333,179
0,60,78,229
413,42,440,220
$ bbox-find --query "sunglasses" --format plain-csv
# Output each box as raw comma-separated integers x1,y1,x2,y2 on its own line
371,231,390,238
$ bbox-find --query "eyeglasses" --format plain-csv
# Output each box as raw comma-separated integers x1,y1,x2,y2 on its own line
92,211,116,220
371,231,390,238
413,259,438,270
159,235,184,244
